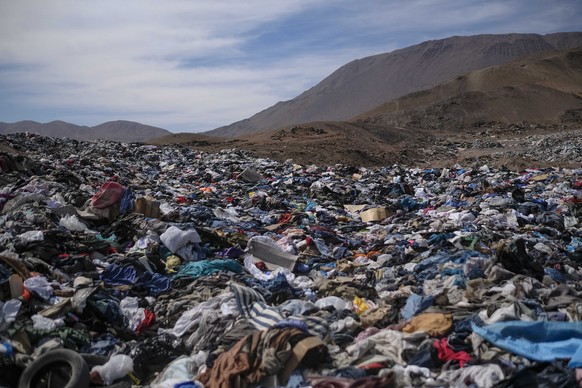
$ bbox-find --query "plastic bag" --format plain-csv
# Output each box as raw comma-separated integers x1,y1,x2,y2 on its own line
59,214,88,231
0,299,22,330
23,276,53,301
165,255,181,273
17,230,44,243
31,314,64,331
92,354,134,385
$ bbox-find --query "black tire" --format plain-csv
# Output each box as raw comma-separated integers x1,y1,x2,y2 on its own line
18,349,90,388
81,353,109,367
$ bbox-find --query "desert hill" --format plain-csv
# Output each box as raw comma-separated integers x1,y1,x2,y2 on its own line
206,32,582,137
354,48,582,131
0,120,171,143
151,47,582,169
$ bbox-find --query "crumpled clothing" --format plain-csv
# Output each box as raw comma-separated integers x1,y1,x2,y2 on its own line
384,364,435,387
197,328,313,388
402,313,453,337
433,338,471,367
100,263,170,294
494,362,577,388
159,292,234,338
230,283,329,339
310,373,396,388
119,187,136,214
341,329,426,367
160,226,202,254
472,320,582,368
436,364,504,388
91,180,125,209
401,293,433,320
173,259,243,279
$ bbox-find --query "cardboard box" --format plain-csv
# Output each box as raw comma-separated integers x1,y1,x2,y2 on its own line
135,196,160,218
360,207,389,222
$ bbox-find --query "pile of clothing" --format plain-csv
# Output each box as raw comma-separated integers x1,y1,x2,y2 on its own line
0,132,581,387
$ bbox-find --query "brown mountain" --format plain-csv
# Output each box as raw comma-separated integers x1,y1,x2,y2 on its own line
90,121,172,142
354,48,582,131
0,120,171,142
206,32,582,137
152,47,582,169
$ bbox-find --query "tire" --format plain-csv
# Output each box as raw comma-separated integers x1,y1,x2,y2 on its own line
18,349,90,388
81,353,109,367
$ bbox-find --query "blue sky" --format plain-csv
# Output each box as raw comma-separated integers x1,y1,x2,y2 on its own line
0,0,581,133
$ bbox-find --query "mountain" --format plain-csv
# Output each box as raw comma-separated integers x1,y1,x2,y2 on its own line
353,48,582,131
0,120,171,142
90,121,172,142
151,47,582,169
206,32,582,137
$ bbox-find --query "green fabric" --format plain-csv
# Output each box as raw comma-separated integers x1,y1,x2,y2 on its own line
11,325,92,351
173,259,243,280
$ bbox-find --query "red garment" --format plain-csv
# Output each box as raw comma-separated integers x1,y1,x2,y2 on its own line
136,310,155,334
255,261,267,271
434,338,471,367
278,213,292,224
91,181,125,208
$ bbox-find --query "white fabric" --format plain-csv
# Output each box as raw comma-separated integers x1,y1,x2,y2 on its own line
437,364,505,388
159,292,233,337
160,226,201,253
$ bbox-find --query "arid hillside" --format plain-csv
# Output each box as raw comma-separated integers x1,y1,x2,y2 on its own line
0,120,171,142
151,48,582,169
206,32,582,137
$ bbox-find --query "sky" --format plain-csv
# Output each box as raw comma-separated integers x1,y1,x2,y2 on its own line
1,1,581,133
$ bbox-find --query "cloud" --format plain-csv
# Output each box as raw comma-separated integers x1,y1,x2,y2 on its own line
0,0,580,131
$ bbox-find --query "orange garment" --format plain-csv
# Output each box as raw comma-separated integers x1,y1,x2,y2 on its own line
402,312,453,337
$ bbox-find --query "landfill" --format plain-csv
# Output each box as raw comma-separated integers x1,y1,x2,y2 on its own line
0,131,581,387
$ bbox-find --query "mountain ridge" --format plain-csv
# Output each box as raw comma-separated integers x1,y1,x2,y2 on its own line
205,32,582,137
150,46,582,169
0,119,171,143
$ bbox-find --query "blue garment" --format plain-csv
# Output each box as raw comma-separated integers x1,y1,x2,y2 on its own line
216,246,245,258
544,267,568,283
294,262,310,274
427,233,455,245
401,293,433,320
118,188,135,214
400,195,418,211
100,264,170,295
0,262,11,285
313,238,331,257
273,319,309,333
174,382,201,388
285,370,308,388
471,321,582,368
331,367,367,379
